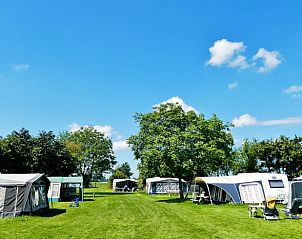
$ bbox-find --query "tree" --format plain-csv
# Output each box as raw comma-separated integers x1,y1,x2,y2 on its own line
0,128,33,173
233,139,260,174
31,131,76,176
61,127,116,187
128,103,234,200
108,162,133,187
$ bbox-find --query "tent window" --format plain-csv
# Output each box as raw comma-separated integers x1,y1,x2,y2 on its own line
52,184,60,197
31,184,40,209
39,184,46,206
268,180,284,188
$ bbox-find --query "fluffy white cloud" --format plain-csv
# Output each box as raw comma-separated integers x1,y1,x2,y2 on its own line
232,114,257,127
154,96,198,113
207,39,282,73
68,123,113,138
113,140,129,151
207,39,247,67
284,85,302,98
68,123,131,152
14,64,30,71
252,48,281,73
228,82,238,90
232,114,302,127
228,55,249,69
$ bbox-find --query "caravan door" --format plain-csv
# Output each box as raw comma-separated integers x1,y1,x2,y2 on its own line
239,182,265,204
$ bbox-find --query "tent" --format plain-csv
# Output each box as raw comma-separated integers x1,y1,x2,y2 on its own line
193,173,288,204
0,173,50,218
48,176,83,202
112,179,137,191
146,177,189,194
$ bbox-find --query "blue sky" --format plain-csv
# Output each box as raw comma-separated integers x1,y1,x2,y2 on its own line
1,1,302,177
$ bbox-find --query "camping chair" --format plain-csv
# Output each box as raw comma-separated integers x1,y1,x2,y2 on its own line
282,198,302,219
70,197,80,207
262,198,279,220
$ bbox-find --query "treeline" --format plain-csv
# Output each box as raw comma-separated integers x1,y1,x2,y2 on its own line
0,127,116,187
0,128,75,175
233,136,302,179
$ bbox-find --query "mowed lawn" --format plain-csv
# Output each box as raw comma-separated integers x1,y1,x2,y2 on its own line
0,184,301,239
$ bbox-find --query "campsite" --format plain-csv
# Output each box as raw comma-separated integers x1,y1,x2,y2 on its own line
0,183,301,239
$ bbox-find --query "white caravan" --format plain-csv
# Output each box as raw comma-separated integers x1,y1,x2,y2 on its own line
194,173,289,204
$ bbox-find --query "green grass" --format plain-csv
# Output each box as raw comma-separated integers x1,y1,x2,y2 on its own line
0,183,301,239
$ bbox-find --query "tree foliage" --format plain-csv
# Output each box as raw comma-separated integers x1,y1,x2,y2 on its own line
109,162,133,187
61,127,116,187
128,103,234,200
0,128,75,176
233,136,302,179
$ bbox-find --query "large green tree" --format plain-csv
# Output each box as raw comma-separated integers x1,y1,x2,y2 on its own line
32,131,76,176
0,128,33,173
128,103,234,200
61,127,116,187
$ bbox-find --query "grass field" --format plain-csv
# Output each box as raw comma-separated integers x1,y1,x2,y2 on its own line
0,183,301,239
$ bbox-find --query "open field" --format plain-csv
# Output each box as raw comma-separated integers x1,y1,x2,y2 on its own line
0,183,301,239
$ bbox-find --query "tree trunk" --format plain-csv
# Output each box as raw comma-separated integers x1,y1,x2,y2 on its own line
178,178,184,201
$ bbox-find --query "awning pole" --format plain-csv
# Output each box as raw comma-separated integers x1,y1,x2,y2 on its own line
14,186,19,217
206,183,213,204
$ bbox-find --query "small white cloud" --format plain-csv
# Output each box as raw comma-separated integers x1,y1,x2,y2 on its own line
232,114,302,127
154,96,198,113
14,64,30,71
259,117,302,126
68,123,113,138
252,48,281,73
228,55,249,69
113,140,129,152
284,85,302,98
228,82,238,90
232,114,257,127
207,39,247,68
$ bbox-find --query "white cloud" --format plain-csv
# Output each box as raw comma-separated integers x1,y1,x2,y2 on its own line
232,114,302,127
14,64,30,71
68,123,113,138
252,48,281,73
284,85,302,98
207,39,248,69
232,114,257,127
228,82,238,90
206,39,282,73
154,96,198,113
228,55,249,69
113,140,129,151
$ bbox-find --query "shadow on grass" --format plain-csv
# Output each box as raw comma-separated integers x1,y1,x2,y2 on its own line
85,192,134,196
83,198,95,201
155,198,182,203
29,208,67,217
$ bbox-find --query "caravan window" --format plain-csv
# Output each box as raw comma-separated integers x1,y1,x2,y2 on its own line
268,180,284,188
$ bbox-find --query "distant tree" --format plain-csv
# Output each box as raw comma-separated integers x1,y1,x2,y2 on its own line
128,103,234,201
61,127,116,187
32,131,76,176
0,128,33,173
118,162,133,178
108,162,133,187
233,140,260,174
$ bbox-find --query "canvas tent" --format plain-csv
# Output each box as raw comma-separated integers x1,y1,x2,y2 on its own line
112,179,137,191
0,173,50,218
193,173,288,204
146,177,189,194
48,176,83,202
